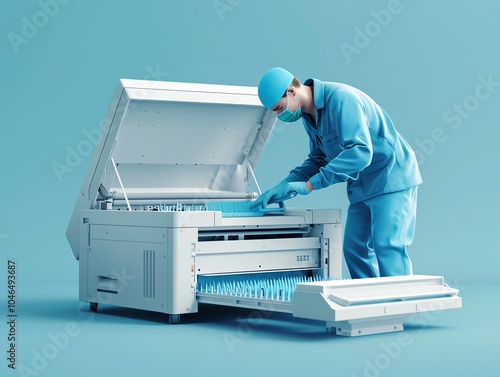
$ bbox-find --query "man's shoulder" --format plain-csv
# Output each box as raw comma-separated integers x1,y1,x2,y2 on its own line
322,82,366,109
324,82,360,97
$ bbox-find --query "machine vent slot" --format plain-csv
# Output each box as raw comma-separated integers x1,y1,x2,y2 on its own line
97,276,118,294
198,227,310,242
143,249,156,298
297,255,310,262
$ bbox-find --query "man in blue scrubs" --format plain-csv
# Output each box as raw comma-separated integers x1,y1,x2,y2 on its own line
255,67,422,278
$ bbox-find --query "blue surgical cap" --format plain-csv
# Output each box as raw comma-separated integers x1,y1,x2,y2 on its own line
258,67,294,109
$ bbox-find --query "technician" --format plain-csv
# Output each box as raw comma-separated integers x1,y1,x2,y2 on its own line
254,67,422,278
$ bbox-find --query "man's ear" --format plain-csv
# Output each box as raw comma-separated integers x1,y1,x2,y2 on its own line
287,86,297,97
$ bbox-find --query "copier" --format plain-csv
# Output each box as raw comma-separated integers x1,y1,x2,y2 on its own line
66,79,461,336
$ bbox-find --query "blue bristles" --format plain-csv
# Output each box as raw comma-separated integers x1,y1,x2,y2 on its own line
206,201,265,217
197,271,341,301
206,195,291,217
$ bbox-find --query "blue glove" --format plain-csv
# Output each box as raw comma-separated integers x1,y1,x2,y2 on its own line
287,181,311,196
251,180,310,209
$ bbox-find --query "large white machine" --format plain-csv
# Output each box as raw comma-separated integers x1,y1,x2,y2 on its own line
66,79,461,336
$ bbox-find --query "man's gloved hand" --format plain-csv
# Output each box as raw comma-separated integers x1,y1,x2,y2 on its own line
287,181,311,196
251,180,311,209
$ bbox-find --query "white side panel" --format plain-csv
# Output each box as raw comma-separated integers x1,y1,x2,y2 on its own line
86,225,169,313
167,227,198,314
308,222,343,279
78,220,90,301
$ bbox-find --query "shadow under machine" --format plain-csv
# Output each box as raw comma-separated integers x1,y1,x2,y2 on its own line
66,79,461,336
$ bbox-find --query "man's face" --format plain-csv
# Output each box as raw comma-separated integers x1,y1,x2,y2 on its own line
270,88,299,115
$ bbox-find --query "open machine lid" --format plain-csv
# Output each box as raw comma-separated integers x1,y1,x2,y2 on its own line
66,79,277,259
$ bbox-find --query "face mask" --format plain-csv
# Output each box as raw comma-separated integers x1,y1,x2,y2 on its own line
277,93,302,122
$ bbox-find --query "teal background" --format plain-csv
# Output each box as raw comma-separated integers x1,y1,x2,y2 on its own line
1,1,499,376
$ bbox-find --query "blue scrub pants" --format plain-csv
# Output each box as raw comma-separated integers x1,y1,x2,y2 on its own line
343,187,418,278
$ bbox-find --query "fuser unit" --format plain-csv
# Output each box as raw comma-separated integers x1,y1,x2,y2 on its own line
66,79,461,336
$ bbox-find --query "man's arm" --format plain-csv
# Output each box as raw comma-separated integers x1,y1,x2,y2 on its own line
309,99,373,190
284,140,329,183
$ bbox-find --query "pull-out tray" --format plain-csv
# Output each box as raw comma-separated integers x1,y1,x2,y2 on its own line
293,275,462,336
196,275,461,336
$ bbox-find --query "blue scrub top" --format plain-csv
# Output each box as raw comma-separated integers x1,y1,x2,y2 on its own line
285,78,422,203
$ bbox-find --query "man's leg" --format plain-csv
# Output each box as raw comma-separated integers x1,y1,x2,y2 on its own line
344,200,380,278
366,187,418,276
